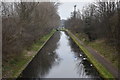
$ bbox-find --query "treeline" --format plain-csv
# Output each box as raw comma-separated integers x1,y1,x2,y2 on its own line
65,1,120,52
2,2,60,60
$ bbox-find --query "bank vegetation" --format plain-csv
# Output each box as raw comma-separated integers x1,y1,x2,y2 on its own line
2,2,60,77
65,1,120,69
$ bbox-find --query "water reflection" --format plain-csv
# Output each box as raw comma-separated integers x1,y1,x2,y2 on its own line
19,32,61,78
18,31,102,79
67,32,101,79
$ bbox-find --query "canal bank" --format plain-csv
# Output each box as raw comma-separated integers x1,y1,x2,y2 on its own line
66,30,116,79
3,30,56,78
15,30,56,78
18,31,102,79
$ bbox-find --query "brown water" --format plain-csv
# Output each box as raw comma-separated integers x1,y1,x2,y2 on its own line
18,31,102,79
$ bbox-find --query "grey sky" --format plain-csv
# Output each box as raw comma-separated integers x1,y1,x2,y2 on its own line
58,2,93,20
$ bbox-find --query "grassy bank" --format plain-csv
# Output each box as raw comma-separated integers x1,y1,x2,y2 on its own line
74,32,118,70
88,41,118,69
66,30,114,78
3,30,56,78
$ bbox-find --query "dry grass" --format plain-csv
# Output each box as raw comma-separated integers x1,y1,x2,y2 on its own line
2,30,55,78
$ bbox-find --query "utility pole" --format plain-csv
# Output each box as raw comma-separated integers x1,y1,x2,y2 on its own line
74,5,77,18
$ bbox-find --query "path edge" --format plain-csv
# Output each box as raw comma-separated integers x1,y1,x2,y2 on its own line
66,30,115,79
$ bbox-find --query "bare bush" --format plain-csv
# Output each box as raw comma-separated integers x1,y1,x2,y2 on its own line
65,1,120,51
2,2,60,60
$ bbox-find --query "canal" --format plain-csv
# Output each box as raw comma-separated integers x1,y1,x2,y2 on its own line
18,31,102,79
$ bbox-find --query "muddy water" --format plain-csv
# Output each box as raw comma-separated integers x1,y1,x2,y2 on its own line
19,31,102,79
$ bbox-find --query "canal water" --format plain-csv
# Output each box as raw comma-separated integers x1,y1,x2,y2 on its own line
19,31,102,79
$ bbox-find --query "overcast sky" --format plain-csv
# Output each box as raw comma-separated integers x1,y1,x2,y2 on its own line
58,1,94,20
58,2,88,20
2,0,94,20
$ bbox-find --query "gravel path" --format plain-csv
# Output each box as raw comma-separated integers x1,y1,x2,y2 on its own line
68,31,119,79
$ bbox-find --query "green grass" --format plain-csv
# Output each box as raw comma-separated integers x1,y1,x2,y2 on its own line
30,30,55,51
72,31,119,70
3,51,31,78
3,29,56,78
67,30,114,78
88,41,118,69
74,31,119,70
